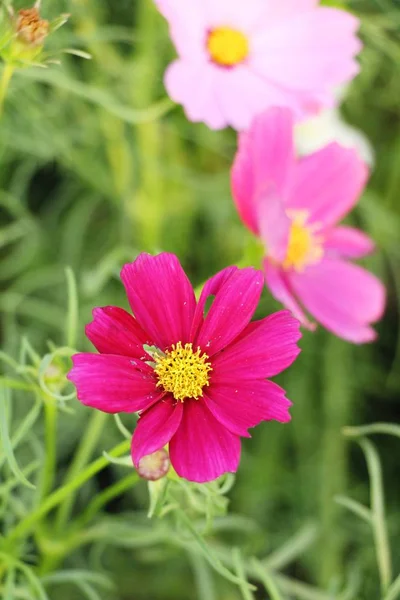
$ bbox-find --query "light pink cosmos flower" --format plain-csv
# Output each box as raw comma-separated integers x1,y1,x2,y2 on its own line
154,0,362,130
68,253,301,483
231,107,386,344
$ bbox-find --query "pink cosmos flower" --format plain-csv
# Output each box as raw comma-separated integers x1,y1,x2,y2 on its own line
68,253,301,483
154,0,362,130
231,107,386,344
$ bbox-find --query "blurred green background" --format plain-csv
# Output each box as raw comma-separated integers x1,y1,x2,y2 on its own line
0,0,399,598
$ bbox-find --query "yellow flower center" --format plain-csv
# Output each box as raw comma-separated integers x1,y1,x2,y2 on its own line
154,342,212,402
207,27,249,67
282,211,324,272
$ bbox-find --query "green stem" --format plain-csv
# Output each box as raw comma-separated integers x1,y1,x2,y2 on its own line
39,396,58,500
0,64,14,117
133,0,164,251
5,439,130,546
343,423,400,440
319,337,353,585
384,574,400,600
359,438,392,594
55,411,108,531
74,471,140,529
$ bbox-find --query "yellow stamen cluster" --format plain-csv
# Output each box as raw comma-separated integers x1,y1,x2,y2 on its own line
16,8,49,47
154,342,212,402
282,211,324,272
207,27,249,67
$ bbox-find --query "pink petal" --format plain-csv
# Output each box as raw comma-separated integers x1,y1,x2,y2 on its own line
288,143,368,228
85,306,151,358
121,253,196,351
67,354,159,413
324,226,375,259
213,310,301,380
169,399,240,482
255,0,318,25
263,258,315,330
203,0,269,32
288,258,386,343
195,267,264,356
165,61,227,130
190,266,238,341
131,398,183,466
257,190,291,263
204,380,292,437
231,107,294,254
252,9,361,91
154,0,206,59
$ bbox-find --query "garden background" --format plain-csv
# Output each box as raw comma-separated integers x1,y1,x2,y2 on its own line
0,0,399,598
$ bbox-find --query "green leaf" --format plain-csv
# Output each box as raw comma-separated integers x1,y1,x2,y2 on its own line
0,388,35,489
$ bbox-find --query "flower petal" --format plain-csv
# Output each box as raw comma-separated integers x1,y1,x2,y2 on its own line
169,400,240,482
85,306,151,358
288,258,386,343
190,266,238,341
204,380,292,438
203,0,269,32
231,107,295,235
195,267,264,356
213,310,301,380
324,226,375,259
67,354,159,413
121,253,196,350
165,61,227,130
252,9,361,91
131,398,183,466
263,258,315,330
288,143,368,228
154,0,206,59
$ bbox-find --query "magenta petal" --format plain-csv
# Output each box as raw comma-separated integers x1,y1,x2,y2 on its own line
195,267,264,356
190,265,238,341
324,226,375,259
121,253,196,350
288,258,386,343
213,310,301,380
67,354,159,413
288,143,368,228
263,258,315,330
204,380,292,437
169,400,240,483
131,398,183,466
231,107,295,236
85,306,151,358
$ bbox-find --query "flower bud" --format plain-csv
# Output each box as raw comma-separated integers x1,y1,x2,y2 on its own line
16,8,49,47
137,449,170,481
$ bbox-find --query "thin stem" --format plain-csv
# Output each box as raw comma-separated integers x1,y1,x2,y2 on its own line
384,574,400,600
39,396,58,500
55,411,108,531
65,267,79,349
251,560,283,600
5,439,130,546
0,64,14,117
74,472,140,529
343,423,400,440
319,337,352,585
359,438,392,594
334,495,372,524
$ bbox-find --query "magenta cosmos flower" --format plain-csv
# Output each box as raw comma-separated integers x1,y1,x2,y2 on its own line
68,253,301,483
231,108,386,343
154,0,361,130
